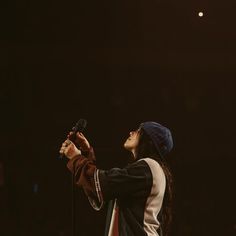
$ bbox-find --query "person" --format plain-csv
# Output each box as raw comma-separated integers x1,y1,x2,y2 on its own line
60,121,174,236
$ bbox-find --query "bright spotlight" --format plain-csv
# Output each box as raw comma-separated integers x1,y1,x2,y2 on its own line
198,12,204,17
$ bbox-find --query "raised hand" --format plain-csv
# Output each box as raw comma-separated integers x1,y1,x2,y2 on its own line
67,132,91,152
59,139,81,160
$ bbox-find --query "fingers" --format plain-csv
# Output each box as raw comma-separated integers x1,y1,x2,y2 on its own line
59,139,72,154
67,131,85,140
59,139,82,159
64,132,90,153
65,139,71,145
67,132,74,139
76,132,85,140
78,132,85,137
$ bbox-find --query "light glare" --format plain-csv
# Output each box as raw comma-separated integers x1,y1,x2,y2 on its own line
198,12,204,17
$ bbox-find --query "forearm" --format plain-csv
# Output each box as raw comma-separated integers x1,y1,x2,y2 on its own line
66,149,104,210
67,153,96,194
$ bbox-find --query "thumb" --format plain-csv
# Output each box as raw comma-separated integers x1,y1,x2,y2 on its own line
76,132,85,140
67,132,74,139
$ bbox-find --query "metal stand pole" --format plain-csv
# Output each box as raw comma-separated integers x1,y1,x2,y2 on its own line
72,163,76,236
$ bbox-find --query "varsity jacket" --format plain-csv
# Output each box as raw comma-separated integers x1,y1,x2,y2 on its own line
67,147,166,236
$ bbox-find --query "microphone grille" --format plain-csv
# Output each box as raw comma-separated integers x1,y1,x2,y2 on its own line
72,119,87,133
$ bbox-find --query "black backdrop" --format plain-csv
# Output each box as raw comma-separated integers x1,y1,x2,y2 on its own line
1,0,236,236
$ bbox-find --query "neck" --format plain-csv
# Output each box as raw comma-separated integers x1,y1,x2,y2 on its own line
131,149,137,159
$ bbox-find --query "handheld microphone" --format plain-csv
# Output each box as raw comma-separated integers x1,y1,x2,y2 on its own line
70,119,87,140
59,119,87,159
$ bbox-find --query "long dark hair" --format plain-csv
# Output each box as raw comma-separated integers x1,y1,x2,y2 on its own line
135,128,173,236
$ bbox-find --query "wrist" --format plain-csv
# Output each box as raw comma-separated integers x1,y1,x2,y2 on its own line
67,149,82,160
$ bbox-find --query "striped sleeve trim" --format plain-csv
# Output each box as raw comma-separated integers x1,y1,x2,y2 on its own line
87,169,104,211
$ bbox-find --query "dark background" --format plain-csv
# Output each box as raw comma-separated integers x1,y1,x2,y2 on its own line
1,0,236,235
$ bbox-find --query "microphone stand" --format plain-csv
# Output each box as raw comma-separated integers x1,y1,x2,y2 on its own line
59,119,87,236
72,162,76,236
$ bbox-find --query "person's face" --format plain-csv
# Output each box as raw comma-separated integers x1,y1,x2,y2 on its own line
123,128,140,153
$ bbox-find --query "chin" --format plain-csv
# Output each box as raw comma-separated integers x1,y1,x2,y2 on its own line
123,143,131,151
